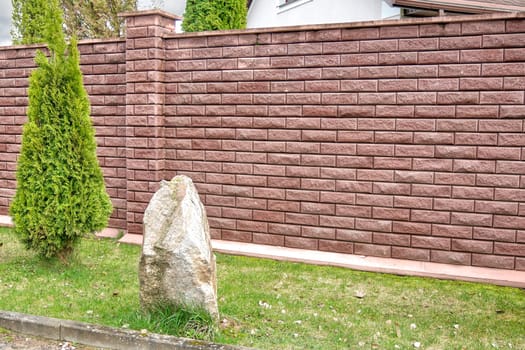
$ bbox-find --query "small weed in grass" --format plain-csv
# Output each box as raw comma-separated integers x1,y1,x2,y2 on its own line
1,226,524,349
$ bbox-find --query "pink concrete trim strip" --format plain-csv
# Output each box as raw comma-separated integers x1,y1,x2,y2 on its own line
210,240,525,288
96,228,121,239
0,215,13,227
118,233,143,245
0,215,119,238
118,231,524,288
3,222,523,288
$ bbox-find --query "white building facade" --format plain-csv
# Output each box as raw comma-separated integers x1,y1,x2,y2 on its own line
161,0,401,32
247,0,400,29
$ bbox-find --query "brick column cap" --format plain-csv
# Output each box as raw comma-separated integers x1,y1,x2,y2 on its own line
119,9,182,21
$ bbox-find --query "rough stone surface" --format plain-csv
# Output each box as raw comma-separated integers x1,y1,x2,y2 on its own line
139,175,218,319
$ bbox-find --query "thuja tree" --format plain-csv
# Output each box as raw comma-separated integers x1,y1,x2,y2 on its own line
13,0,137,42
10,0,112,261
61,0,137,39
182,0,247,32
11,0,50,44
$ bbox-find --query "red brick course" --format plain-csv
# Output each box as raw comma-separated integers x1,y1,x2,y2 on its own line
0,11,524,270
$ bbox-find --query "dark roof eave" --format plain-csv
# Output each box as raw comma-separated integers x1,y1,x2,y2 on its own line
386,0,525,13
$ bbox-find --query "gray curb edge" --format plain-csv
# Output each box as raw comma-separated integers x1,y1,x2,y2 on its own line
0,310,254,350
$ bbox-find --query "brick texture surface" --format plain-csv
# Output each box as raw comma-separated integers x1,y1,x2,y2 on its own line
0,39,127,229
1,11,524,269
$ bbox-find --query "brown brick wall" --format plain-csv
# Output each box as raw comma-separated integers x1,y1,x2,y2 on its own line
0,39,127,229
0,11,524,270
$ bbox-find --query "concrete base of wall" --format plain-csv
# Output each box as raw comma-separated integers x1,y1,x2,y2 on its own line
0,215,12,227
1,216,523,288
210,239,525,288
116,232,525,289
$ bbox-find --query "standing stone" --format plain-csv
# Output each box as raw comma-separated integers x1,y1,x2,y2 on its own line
139,175,218,320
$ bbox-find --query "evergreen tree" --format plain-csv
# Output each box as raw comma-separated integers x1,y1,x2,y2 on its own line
11,0,56,45
9,0,112,261
12,0,137,43
182,0,247,32
61,0,137,39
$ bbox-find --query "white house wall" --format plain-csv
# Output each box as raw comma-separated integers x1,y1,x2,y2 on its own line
247,0,400,29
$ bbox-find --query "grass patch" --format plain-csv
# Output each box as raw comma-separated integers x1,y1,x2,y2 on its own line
128,304,216,340
0,226,524,349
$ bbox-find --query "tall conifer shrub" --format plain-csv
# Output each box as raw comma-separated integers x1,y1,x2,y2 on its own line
10,0,112,260
11,0,50,44
182,0,247,32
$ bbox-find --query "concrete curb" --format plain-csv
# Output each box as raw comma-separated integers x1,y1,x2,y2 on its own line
0,310,253,350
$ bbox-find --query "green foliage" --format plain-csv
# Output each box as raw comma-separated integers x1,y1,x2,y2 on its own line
61,0,138,39
11,0,63,45
182,0,247,32
130,303,217,340
9,0,112,260
11,0,137,43
1,227,524,349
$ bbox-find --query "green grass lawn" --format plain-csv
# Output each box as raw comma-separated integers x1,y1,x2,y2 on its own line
0,226,523,349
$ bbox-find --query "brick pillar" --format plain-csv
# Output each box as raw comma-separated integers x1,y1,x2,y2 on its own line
121,10,179,235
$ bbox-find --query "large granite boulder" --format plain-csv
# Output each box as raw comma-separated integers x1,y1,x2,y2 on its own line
139,175,218,320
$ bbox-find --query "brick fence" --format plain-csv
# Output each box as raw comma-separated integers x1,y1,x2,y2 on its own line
0,10,524,270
